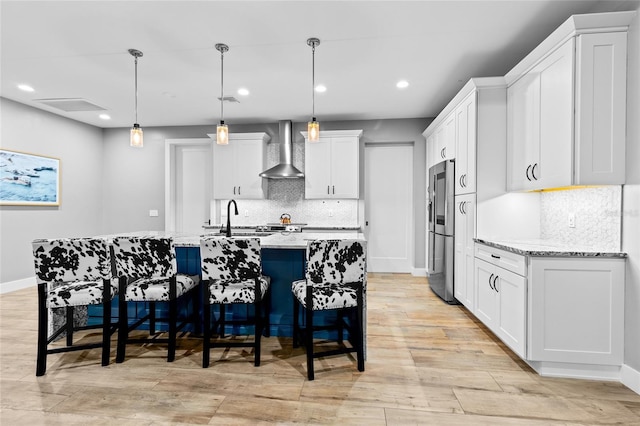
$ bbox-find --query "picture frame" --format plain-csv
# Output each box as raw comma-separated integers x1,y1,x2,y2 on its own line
0,149,60,206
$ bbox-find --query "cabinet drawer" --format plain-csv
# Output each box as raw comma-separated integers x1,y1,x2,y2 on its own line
475,243,526,276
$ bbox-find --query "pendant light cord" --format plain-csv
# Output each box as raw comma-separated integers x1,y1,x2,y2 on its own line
311,42,315,119
220,48,224,121
134,55,139,124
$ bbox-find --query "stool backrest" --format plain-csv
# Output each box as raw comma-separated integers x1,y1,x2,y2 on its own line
200,237,261,281
306,239,366,284
32,238,112,284
112,237,176,279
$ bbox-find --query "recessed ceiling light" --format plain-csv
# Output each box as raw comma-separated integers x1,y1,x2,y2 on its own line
315,85,327,93
99,114,111,120
237,88,250,96
18,84,35,92
396,80,409,89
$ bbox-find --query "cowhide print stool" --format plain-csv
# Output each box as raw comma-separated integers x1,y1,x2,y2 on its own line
199,237,271,367
291,239,367,380
112,236,199,363
32,238,118,376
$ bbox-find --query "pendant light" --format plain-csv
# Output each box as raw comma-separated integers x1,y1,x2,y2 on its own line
128,48,144,148
215,43,229,145
307,38,320,142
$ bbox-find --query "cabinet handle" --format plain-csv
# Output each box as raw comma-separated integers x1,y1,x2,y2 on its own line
490,254,500,259
526,164,532,181
458,202,464,214
238,186,241,195
493,275,499,292
459,175,464,188
531,163,538,180
462,201,467,215
327,186,330,195
333,185,335,195
463,174,468,187
233,186,236,195
441,147,446,158
489,273,495,290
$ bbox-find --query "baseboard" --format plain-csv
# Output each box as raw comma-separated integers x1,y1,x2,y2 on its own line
412,268,427,277
0,276,36,294
621,363,640,395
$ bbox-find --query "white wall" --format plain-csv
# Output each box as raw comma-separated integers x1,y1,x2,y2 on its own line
0,98,104,285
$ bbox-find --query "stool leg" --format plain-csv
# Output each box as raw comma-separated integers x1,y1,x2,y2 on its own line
66,306,74,346
356,286,365,372
149,301,156,335
101,279,111,367
306,304,314,381
219,305,226,337
202,280,211,368
36,284,48,376
116,277,128,363
254,300,262,367
167,277,177,362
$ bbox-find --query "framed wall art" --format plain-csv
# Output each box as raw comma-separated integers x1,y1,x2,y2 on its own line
0,149,60,206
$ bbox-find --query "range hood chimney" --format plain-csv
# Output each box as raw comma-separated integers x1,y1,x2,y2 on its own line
259,120,304,179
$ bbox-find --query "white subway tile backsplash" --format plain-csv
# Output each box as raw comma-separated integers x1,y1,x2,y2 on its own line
540,186,621,251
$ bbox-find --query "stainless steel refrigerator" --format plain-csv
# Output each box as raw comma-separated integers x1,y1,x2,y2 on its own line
427,159,457,304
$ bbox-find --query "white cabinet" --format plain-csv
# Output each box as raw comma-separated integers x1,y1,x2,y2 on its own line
506,21,629,191
435,111,456,161
454,193,475,310
302,130,363,199
474,245,527,358
454,93,477,194
210,132,270,199
528,257,625,366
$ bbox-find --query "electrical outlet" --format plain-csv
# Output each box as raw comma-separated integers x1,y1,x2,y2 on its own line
149,209,159,217
244,210,249,217
329,209,334,217
568,213,576,228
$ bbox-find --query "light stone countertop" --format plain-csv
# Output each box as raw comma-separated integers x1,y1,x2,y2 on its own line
475,238,627,258
103,231,365,250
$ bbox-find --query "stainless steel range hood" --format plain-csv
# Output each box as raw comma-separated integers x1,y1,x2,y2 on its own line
259,120,304,179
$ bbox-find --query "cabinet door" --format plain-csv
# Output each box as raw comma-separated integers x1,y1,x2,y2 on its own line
212,143,236,199
434,125,447,161
331,137,359,198
507,39,573,191
454,194,475,310
305,138,332,199
536,38,573,189
234,139,265,199
474,258,497,329
455,93,476,194
442,111,456,160
495,267,527,358
528,257,624,365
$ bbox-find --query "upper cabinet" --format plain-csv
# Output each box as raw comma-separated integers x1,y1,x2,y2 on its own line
505,12,633,191
209,132,270,199
423,77,507,198
302,130,363,199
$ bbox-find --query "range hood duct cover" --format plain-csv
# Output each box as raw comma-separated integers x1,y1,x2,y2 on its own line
259,120,304,179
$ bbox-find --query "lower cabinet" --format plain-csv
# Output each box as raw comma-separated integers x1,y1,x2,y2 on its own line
473,242,626,378
454,194,475,310
475,257,526,358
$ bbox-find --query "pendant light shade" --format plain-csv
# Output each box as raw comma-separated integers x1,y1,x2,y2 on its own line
215,43,229,145
128,49,143,148
307,38,320,142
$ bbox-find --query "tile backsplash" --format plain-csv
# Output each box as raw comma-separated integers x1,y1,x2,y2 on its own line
540,186,621,251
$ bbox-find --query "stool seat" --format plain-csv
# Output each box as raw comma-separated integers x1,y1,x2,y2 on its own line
208,276,270,304
125,275,195,302
292,279,360,311
46,279,118,308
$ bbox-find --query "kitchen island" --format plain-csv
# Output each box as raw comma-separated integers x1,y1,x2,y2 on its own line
89,231,366,339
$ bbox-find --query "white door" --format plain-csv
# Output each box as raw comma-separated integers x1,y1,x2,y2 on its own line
166,139,211,233
365,144,413,273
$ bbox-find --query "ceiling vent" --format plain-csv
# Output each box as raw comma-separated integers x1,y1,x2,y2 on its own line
217,96,239,103
35,98,107,112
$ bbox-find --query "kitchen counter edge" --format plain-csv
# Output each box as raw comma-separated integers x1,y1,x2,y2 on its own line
475,238,627,258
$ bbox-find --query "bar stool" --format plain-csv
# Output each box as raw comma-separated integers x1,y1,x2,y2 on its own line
199,237,271,367
291,239,366,380
112,236,199,363
32,238,118,376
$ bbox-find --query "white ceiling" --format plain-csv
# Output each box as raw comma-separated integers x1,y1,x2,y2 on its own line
1,1,635,129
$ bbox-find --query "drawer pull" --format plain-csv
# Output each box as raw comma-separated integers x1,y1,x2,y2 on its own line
490,254,500,259
489,273,495,290
493,275,499,292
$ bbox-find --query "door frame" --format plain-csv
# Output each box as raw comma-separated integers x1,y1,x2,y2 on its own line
364,142,415,273
164,138,211,232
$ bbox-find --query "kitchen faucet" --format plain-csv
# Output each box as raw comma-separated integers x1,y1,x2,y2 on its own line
226,199,238,237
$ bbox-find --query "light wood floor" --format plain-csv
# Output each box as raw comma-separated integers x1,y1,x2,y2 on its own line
1,273,639,425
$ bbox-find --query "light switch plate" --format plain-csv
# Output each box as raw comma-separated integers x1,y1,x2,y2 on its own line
149,209,159,217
